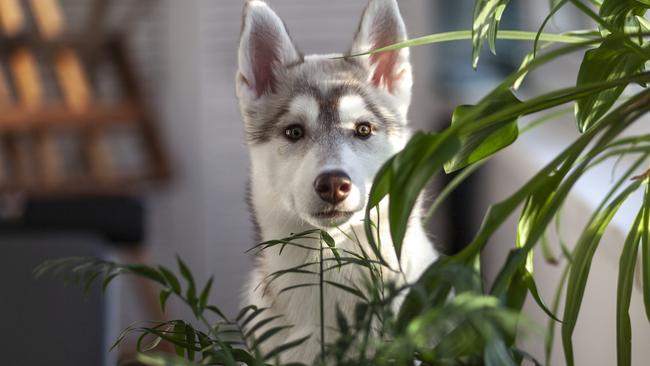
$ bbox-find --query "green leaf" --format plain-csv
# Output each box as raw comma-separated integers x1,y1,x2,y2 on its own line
636,15,650,32
242,307,267,329
536,0,570,56
263,335,310,361
206,305,227,320
199,276,213,311
512,0,570,89
176,256,197,313
575,37,646,133
382,132,461,260
252,326,292,349
158,266,181,294
546,264,572,365
81,271,100,294
159,289,172,314
335,305,349,335
523,270,562,322
320,230,335,248
245,315,284,339
320,231,341,265
599,0,650,30
562,180,643,366
236,305,257,322
278,283,318,295
616,206,644,366
358,30,586,58
137,328,164,353
135,352,202,366
444,90,522,173
176,256,194,289
484,337,516,366
472,0,512,68
126,264,166,285
185,325,196,361
504,263,528,313
172,321,187,357
642,182,650,323
513,51,536,90
324,280,367,301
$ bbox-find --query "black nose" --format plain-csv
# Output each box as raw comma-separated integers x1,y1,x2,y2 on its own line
313,170,352,205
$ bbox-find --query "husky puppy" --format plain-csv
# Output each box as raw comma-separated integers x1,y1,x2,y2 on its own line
235,0,437,363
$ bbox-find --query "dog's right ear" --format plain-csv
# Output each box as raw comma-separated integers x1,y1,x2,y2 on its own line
237,1,300,100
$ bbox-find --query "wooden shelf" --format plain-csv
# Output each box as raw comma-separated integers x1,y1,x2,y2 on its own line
0,0,170,196
0,101,142,131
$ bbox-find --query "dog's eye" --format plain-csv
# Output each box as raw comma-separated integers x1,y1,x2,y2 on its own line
284,124,304,141
354,122,373,139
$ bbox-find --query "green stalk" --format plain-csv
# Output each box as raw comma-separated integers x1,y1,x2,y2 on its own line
351,30,589,57
319,240,325,364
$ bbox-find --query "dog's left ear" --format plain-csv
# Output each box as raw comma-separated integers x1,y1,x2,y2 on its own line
351,0,412,100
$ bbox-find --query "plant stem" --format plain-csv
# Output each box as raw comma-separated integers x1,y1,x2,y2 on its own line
319,241,325,364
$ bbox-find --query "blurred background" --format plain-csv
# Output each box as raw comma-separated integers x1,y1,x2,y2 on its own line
0,0,648,365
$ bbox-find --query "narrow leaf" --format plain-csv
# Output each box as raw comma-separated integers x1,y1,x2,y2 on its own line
616,207,644,366
159,266,182,294
562,181,643,366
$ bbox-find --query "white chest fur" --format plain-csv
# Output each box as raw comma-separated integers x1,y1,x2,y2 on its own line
244,205,437,364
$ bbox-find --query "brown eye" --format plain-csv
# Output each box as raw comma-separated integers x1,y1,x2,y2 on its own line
284,124,304,141
354,122,373,139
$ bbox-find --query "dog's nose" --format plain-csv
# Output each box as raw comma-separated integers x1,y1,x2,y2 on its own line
313,170,352,205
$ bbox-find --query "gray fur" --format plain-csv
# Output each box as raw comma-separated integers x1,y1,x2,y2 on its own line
244,57,405,144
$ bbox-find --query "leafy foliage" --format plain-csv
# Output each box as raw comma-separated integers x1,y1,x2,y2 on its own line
37,231,523,366
36,0,650,365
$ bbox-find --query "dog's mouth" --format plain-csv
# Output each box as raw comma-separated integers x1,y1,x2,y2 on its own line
312,210,355,219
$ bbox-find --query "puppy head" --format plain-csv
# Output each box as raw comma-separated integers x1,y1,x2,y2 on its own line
236,0,412,228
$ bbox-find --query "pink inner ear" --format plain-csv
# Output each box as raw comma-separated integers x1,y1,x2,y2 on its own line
250,26,280,97
370,51,400,93
368,16,403,94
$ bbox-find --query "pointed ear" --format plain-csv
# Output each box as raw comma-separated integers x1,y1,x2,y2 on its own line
237,1,300,99
350,0,412,98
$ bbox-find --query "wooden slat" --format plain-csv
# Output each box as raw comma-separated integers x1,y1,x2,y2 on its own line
56,51,115,180
0,63,10,103
55,49,91,109
10,47,63,185
34,0,115,182
0,66,10,181
10,49,42,108
0,0,24,36
0,102,140,130
29,0,64,40
0,0,32,185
